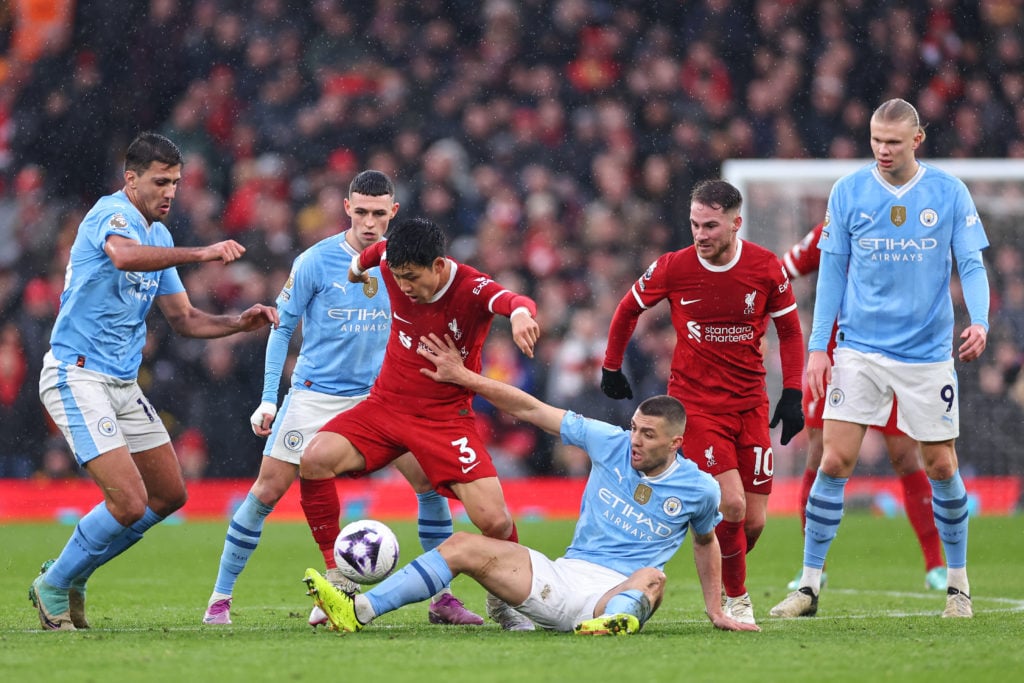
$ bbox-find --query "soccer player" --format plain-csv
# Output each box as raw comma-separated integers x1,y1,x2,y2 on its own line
600,179,806,626
298,216,542,630
29,133,279,630
201,171,482,627
781,222,946,592
770,98,989,619
302,332,759,635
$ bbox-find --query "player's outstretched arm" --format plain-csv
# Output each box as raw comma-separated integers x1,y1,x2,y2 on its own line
105,235,248,271
157,292,279,339
418,333,565,435
509,308,540,359
692,529,760,632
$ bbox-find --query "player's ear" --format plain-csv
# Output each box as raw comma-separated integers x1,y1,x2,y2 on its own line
432,256,446,273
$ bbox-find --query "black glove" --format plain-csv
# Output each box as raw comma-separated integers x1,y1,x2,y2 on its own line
770,388,804,446
600,368,634,400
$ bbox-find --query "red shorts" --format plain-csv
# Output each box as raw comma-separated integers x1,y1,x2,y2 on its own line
320,395,497,498
682,401,773,495
803,386,904,436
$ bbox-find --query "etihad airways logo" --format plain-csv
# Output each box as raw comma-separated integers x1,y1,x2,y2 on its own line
598,488,673,539
857,237,939,263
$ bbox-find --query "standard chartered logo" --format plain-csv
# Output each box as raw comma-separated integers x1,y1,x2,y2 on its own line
687,321,753,343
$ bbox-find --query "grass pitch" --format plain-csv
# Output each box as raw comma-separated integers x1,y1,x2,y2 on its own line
1,513,1021,683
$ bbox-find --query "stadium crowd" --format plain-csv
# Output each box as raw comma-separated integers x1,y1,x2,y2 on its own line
0,0,1022,480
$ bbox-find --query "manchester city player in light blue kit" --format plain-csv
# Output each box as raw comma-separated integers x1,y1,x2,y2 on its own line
202,171,482,627
771,99,990,620
302,332,759,635
30,133,279,630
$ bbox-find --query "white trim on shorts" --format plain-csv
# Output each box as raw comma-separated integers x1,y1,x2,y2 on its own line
823,347,959,441
264,389,369,464
516,549,629,632
39,351,170,464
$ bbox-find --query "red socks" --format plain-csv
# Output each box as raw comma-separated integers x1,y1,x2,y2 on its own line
799,468,816,531
716,519,748,597
901,470,944,570
300,477,340,568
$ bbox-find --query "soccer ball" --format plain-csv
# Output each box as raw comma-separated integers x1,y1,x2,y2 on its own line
333,519,400,585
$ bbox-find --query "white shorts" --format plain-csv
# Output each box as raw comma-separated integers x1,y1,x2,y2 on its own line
264,389,368,464
39,351,170,465
515,550,629,632
823,348,959,441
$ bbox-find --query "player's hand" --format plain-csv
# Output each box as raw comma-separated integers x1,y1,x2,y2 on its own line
958,323,987,362
417,333,467,384
770,388,804,446
707,609,761,632
600,368,633,400
510,310,540,359
203,239,247,263
237,303,280,331
250,401,278,437
805,350,831,402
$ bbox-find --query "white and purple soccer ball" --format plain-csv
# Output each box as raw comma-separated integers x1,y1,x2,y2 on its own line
333,519,400,585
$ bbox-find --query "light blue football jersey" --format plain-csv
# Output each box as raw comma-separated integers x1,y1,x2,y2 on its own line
560,411,722,577
265,231,390,399
816,162,989,363
49,191,185,379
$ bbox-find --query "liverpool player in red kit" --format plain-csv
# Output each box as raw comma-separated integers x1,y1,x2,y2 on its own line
781,223,946,592
299,217,541,631
601,180,805,626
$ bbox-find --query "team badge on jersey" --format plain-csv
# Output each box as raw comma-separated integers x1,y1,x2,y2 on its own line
634,483,652,505
363,276,378,298
919,208,938,227
663,497,682,516
743,290,756,315
890,206,907,227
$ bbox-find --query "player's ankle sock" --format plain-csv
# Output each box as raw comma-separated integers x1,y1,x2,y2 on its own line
300,477,341,567
800,468,817,532
930,470,969,571
716,519,747,597
46,503,127,588
803,471,847,570
604,588,652,623
901,470,944,570
415,490,453,552
947,567,970,596
365,548,453,618
213,493,274,595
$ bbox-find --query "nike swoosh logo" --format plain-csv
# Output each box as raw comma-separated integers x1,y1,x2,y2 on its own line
752,477,772,486
393,313,411,324
680,298,702,305
461,461,481,474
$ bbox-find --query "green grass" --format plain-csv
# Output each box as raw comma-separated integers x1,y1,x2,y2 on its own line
2,514,1022,682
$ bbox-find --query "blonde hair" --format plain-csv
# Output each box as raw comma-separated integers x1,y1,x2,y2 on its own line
872,98,927,142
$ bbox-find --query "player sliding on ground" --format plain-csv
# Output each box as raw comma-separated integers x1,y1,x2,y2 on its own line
302,332,759,635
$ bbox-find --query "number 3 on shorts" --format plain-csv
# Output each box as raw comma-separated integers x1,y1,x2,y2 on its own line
451,436,480,474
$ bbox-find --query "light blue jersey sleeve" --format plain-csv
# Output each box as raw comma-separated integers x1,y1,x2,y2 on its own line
49,191,184,379
559,411,721,576
272,233,391,397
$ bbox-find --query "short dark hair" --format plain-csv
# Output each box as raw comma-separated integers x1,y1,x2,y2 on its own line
385,217,446,268
124,132,183,175
349,170,395,197
637,395,687,433
690,179,742,213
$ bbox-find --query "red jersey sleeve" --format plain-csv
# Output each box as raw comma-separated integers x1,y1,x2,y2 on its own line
781,223,823,278
603,257,668,370
356,240,387,273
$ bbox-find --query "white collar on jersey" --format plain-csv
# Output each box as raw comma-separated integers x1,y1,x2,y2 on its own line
871,162,927,199
427,259,458,303
696,237,743,273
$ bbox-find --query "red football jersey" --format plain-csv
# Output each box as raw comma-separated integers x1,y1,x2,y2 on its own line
358,241,528,416
613,239,798,412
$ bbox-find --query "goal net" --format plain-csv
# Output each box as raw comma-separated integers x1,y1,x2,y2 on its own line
722,158,1024,478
